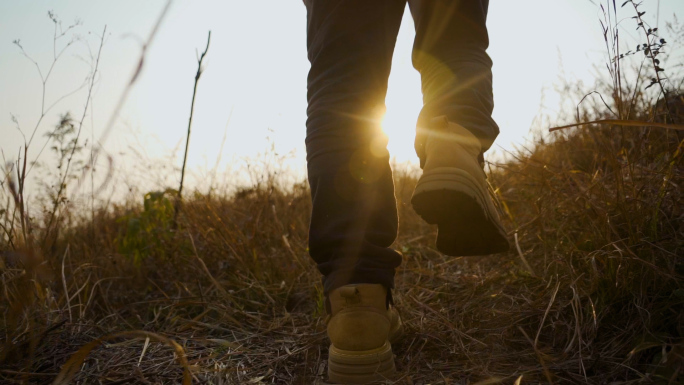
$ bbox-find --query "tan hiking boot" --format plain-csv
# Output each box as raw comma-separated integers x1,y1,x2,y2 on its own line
326,284,404,384
411,116,509,256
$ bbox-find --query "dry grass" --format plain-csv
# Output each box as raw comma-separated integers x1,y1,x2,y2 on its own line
1,98,682,383
2,3,683,384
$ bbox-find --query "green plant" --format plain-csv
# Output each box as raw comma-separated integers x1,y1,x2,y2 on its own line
117,189,177,264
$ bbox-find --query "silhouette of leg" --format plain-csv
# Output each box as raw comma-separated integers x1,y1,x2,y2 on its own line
407,0,509,256
304,0,406,296
409,0,498,156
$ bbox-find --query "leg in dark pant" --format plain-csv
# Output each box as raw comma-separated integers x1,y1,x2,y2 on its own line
306,1,500,381
409,0,498,159
305,0,406,296
408,0,508,256
304,0,499,295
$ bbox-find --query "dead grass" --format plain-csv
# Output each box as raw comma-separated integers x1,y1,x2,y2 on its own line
1,97,683,383
2,3,683,383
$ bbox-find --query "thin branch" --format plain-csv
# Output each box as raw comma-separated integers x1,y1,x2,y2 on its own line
43,25,106,245
576,91,616,121
628,0,673,119
83,0,174,189
174,30,212,226
550,119,684,132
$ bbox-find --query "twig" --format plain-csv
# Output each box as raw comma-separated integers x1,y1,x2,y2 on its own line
61,245,72,323
549,119,684,132
628,0,673,119
81,0,173,190
576,91,615,121
534,278,560,348
43,25,106,246
138,337,150,366
514,232,536,276
174,30,212,226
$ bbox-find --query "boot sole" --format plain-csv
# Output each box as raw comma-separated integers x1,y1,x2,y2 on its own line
411,167,509,256
327,341,395,384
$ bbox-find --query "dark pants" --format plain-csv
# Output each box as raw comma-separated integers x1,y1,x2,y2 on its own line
305,0,499,295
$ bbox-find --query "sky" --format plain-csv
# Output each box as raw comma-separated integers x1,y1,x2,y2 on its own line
1,0,682,198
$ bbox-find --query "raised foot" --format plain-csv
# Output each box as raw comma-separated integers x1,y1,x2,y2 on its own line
411,171,509,256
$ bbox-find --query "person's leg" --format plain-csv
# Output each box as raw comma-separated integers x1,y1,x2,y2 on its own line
409,0,499,154
409,0,497,151
305,1,407,382
408,0,509,255
305,0,405,297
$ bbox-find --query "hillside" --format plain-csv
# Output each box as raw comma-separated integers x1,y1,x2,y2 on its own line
2,100,682,383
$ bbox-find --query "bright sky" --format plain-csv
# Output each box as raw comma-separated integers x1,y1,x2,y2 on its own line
1,0,682,196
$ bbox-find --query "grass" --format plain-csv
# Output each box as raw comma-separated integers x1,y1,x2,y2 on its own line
1,105,682,383
2,3,683,384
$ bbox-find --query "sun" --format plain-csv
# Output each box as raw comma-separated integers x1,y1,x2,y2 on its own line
381,99,422,164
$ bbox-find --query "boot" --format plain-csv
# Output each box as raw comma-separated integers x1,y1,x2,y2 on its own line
326,284,403,384
411,116,509,256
